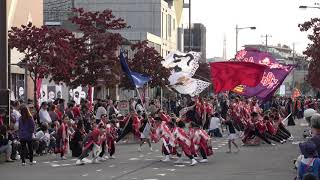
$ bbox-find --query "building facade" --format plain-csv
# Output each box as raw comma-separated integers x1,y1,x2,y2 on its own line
7,0,44,102
184,23,207,62
43,0,184,101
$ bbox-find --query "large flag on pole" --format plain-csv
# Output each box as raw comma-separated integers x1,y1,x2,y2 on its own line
233,48,294,100
120,52,151,88
210,62,267,94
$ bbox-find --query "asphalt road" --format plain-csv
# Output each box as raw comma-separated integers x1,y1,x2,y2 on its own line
0,120,307,180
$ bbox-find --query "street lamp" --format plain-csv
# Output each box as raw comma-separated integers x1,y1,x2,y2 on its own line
236,25,256,54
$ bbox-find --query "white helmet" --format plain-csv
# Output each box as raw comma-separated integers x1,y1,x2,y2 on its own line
304,109,317,118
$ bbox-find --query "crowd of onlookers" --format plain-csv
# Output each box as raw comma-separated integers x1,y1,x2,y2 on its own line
0,94,320,178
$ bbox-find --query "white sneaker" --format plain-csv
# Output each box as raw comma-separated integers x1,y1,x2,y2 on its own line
93,158,100,164
61,156,67,160
97,157,106,161
30,161,37,165
104,155,109,159
200,159,208,163
22,162,26,166
76,159,85,165
138,147,142,152
16,155,21,160
190,159,198,166
150,147,153,152
161,155,170,162
109,156,115,159
271,143,276,146
174,157,183,164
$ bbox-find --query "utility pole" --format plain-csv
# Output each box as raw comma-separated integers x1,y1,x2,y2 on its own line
0,0,10,125
261,34,272,49
292,43,295,90
189,0,192,51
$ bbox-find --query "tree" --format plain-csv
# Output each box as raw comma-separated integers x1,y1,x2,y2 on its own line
120,41,171,89
67,8,128,88
299,18,320,89
8,23,81,108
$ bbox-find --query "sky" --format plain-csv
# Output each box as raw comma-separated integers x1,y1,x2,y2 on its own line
183,0,320,59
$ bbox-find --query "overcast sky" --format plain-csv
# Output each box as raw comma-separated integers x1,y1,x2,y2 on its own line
183,0,320,59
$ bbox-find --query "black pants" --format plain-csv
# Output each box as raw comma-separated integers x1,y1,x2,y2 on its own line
279,124,291,137
244,129,271,144
162,144,170,156
79,143,94,160
199,147,207,159
21,140,33,163
265,132,281,143
177,152,193,160
116,120,133,142
99,141,106,157
109,140,115,157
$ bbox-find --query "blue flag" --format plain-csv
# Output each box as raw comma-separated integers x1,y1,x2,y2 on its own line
120,52,151,88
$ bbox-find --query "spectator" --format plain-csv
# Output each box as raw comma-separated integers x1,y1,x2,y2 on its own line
19,105,36,165
0,125,13,162
65,102,75,120
95,102,107,124
208,113,222,137
34,123,50,155
49,104,59,123
310,113,320,155
12,101,21,128
297,141,320,179
39,102,52,125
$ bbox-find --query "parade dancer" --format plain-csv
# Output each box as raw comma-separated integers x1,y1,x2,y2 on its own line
223,118,240,153
106,120,118,159
116,111,141,142
76,124,105,165
154,117,175,162
55,115,69,160
174,121,198,166
191,122,212,163
139,114,153,152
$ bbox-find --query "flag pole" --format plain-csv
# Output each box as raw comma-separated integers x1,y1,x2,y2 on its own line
135,86,146,110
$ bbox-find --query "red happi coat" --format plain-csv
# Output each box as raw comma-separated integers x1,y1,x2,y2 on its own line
160,113,171,123
230,102,241,123
55,123,68,154
132,114,141,138
266,121,276,135
193,129,212,156
83,128,101,150
174,127,192,156
188,128,196,155
205,102,214,116
106,124,117,152
155,121,175,154
255,120,267,134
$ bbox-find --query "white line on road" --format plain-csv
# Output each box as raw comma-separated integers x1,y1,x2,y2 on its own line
157,174,166,176
81,174,88,177
96,169,102,172
51,164,61,167
129,158,140,161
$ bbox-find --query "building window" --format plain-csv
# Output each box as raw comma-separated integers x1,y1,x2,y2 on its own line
11,73,25,101
161,12,164,38
168,15,172,37
173,18,175,30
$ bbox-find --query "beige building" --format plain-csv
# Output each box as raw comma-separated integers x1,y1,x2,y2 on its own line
7,0,43,102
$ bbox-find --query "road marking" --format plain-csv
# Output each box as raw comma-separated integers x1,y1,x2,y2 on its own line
51,164,61,167
139,155,145,158
129,158,140,161
81,174,88,177
109,165,115,167
218,146,222,148
43,161,50,164
166,168,176,172
52,161,58,163
213,148,219,150
147,152,152,155
145,158,155,161
174,164,185,167
61,164,71,166
157,174,166,176
152,168,159,170
144,179,158,180
96,169,102,172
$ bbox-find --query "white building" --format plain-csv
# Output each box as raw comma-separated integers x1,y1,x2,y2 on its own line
73,0,184,56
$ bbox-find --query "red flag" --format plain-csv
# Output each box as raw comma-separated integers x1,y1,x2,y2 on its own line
210,62,267,94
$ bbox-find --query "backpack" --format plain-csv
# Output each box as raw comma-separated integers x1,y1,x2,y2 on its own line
301,158,320,179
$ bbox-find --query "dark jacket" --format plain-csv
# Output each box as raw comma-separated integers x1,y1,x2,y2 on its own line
19,117,35,141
